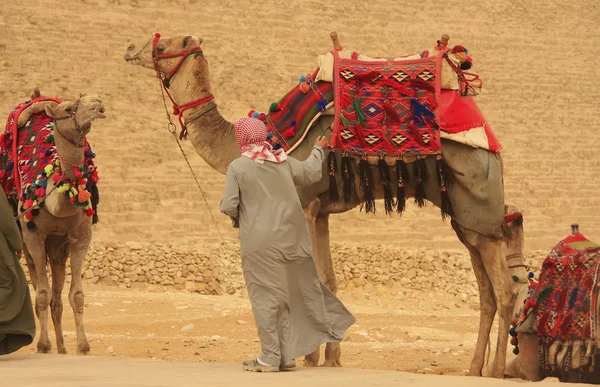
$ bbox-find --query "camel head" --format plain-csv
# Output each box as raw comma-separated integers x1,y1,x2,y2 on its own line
503,203,524,256
124,34,205,74
45,94,106,144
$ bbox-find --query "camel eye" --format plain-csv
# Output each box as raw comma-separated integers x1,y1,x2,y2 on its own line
65,106,72,113
156,45,166,53
128,44,134,51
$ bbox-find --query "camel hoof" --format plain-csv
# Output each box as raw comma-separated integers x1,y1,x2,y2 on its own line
303,359,319,368
36,341,51,354
321,360,342,367
77,342,91,355
467,370,482,377
57,347,68,355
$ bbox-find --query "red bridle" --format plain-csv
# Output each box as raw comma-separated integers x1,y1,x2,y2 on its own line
152,33,215,139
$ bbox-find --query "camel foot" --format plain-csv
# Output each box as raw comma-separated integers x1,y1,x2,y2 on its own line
303,359,319,367
77,342,90,355
36,341,51,354
467,369,482,377
57,346,68,355
321,359,342,367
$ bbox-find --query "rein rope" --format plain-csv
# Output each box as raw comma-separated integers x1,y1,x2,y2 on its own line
152,32,225,245
13,105,86,221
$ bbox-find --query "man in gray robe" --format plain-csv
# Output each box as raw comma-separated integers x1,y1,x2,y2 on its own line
220,117,355,372
0,189,36,355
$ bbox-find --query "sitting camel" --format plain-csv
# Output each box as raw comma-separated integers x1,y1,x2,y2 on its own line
505,223,600,383
124,33,515,377
0,89,105,355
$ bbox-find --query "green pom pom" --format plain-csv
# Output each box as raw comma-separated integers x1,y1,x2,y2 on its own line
269,102,279,112
45,134,54,143
512,275,519,282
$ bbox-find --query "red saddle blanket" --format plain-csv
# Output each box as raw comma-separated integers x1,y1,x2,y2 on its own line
331,50,442,155
515,232,600,374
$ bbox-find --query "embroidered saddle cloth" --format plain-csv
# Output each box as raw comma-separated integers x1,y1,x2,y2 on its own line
515,232,600,375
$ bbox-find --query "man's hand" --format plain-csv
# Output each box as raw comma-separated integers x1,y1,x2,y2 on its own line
314,136,328,149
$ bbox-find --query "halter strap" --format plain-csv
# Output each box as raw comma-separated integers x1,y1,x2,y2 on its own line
152,33,215,140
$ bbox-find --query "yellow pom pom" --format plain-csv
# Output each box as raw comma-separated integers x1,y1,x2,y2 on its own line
44,165,54,176
57,184,71,193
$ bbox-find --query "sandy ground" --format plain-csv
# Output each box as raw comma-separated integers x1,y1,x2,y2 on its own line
13,284,498,376
2,354,574,387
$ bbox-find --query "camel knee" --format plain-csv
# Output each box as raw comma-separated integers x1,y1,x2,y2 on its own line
36,289,50,311
70,290,85,314
50,298,64,319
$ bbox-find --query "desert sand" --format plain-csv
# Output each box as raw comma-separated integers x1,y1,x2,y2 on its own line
1,0,599,385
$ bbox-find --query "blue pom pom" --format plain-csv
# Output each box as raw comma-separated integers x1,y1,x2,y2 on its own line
3,162,13,171
513,346,519,355
528,272,535,279
509,327,517,337
267,131,273,139
26,221,36,230
45,149,53,157
299,75,307,83
290,120,296,126
317,99,328,112
252,112,260,119
273,143,282,150
38,180,47,188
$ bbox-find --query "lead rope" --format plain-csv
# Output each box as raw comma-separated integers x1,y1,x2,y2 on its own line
155,73,226,245
13,116,84,222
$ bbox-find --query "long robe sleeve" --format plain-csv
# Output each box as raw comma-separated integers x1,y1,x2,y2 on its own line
220,166,240,227
288,146,324,187
0,190,22,252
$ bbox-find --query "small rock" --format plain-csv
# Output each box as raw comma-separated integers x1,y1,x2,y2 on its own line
180,324,195,332
236,320,248,325
443,348,451,354
422,368,436,374
107,346,114,354
210,335,221,341
144,333,155,339
92,302,104,307
126,242,143,250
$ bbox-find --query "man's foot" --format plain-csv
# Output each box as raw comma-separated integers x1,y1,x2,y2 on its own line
242,359,279,373
280,360,296,370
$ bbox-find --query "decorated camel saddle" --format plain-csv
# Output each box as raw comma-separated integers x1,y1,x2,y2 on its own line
0,93,100,227
256,33,500,155
512,227,600,377
246,33,501,213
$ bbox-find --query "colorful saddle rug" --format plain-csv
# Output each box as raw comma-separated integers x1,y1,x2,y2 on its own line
249,39,501,216
0,96,100,227
331,50,441,155
513,232,600,376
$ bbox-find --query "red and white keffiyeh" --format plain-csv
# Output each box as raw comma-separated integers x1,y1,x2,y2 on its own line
234,118,287,164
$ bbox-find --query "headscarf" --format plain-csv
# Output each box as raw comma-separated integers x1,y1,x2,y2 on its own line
234,117,287,164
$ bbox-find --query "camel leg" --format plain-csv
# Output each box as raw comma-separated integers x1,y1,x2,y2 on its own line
23,244,38,290
68,234,91,355
452,221,496,376
454,221,514,378
24,235,52,353
480,239,514,378
315,213,342,368
49,240,69,354
303,199,321,367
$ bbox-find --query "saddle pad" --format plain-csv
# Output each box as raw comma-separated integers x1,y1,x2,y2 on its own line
331,50,443,156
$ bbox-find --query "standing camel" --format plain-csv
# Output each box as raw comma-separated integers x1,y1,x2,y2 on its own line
0,89,105,355
124,33,514,377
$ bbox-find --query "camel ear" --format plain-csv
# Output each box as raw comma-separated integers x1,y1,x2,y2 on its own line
198,37,203,45
183,36,193,48
45,104,56,118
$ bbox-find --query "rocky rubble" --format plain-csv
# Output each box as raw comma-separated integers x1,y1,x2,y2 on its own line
19,241,549,296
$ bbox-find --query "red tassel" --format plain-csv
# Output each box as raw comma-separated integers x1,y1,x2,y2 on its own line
281,128,296,139
85,208,95,217
258,113,266,121
52,174,62,183
24,199,34,209
25,211,34,220
34,188,45,197
247,110,256,117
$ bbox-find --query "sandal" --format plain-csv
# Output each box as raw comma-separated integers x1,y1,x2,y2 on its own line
242,359,279,373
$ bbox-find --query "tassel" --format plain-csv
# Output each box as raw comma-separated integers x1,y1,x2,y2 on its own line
328,148,339,203
26,221,35,230
341,152,355,203
564,342,573,371
414,154,428,207
395,156,408,213
353,98,367,124
537,286,552,304
378,156,393,215
359,155,375,213
339,113,350,128
436,154,454,219
552,341,563,373
589,343,596,372
579,340,586,375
